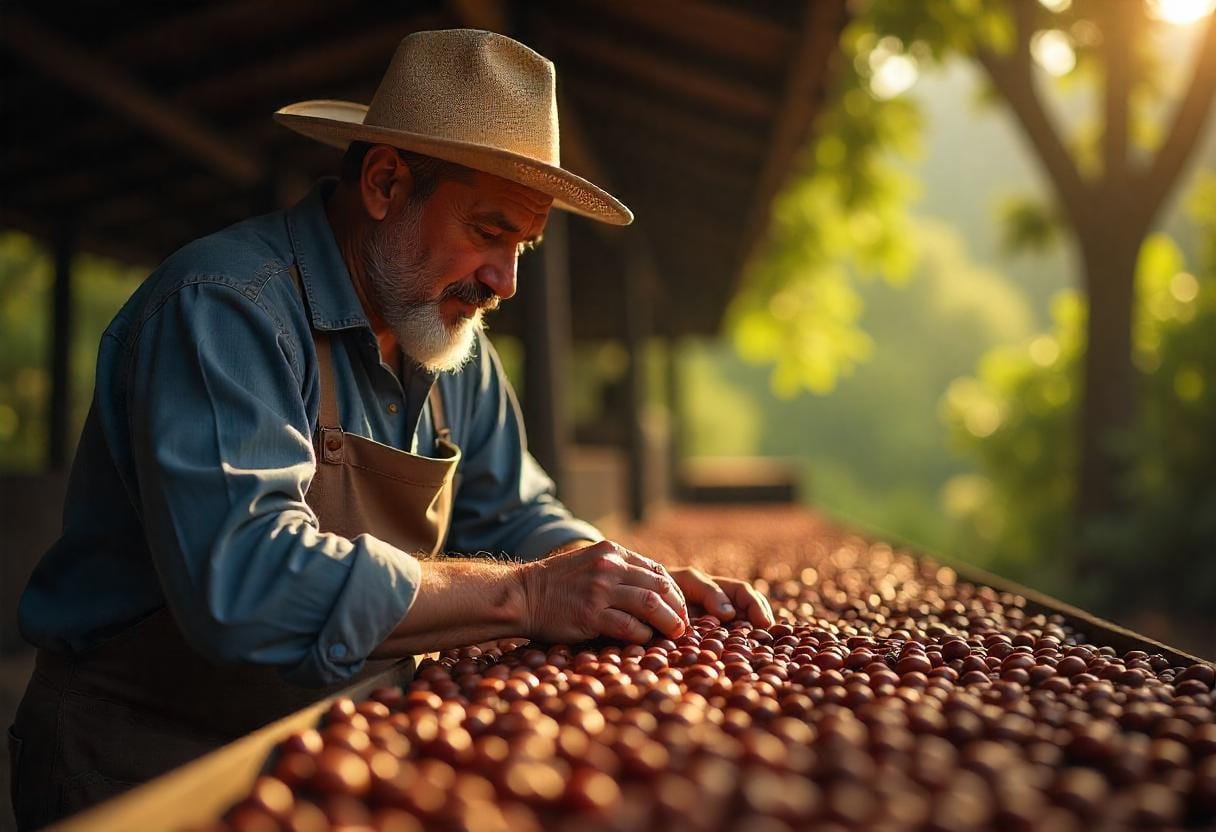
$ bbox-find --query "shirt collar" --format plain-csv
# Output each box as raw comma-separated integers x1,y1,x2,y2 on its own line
285,178,371,332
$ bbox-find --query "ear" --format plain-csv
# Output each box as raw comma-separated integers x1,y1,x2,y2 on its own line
359,145,414,221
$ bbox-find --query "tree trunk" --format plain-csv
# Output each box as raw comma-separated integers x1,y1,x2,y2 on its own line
1075,223,1142,542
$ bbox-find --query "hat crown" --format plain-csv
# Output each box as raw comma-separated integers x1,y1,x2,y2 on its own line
365,29,560,165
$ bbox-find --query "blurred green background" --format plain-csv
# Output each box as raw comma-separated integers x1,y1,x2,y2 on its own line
3,0,1213,653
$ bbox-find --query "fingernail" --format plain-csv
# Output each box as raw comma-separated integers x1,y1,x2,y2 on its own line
721,603,735,614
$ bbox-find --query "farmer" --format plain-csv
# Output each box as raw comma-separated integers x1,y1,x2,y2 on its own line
9,29,773,828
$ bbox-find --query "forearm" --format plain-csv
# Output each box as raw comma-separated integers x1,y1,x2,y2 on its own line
371,559,528,657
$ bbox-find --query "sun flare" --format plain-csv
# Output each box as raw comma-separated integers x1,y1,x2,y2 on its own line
1147,0,1216,25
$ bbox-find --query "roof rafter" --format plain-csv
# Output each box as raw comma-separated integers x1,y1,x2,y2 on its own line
1,10,265,187
571,0,793,71
738,0,846,271
543,22,777,121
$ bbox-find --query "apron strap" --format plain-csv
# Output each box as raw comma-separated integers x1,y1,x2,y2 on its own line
429,383,452,443
312,333,342,430
288,265,342,430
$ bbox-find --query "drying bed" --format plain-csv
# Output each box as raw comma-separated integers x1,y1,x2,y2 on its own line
63,507,1216,831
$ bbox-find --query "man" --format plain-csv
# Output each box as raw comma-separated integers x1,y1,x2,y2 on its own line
9,29,773,828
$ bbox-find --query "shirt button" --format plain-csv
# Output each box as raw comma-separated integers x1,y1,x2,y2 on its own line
328,643,349,661
387,402,399,414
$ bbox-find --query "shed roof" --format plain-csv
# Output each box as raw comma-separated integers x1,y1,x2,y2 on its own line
1,0,846,338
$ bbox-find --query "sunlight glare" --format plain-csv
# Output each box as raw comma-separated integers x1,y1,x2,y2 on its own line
1170,272,1200,303
1030,30,1077,77
1147,0,1216,25
867,37,919,99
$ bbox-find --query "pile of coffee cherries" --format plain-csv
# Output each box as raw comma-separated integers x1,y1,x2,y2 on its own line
204,507,1214,832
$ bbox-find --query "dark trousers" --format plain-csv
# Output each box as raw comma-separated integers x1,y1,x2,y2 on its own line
8,652,226,831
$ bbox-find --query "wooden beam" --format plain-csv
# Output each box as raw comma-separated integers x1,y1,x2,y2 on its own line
107,0,338,65
597,127,756,197
85,174,227,233
622,237,656,523
738,0,846,271
663,336,684,502
446,0,509,34
2,111,138,187
551,92,613,196
176,21,435,112
0,11,264,187
21,151,179,209
519,211,574,487
541,22,777,121
566,78,766,163
0,0,338,116
2,13,444,189
8,74,375,198
571,0,793,71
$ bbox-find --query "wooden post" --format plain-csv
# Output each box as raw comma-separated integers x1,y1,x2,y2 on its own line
48,224,75,470
664,335,683,503
623,239,651,524
519,210,572,488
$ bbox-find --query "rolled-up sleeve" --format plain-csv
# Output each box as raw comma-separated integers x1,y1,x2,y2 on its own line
446,336,602,559
128,280,420,686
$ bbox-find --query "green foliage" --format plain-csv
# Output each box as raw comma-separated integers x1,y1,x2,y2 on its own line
939,290,1082,583
727,0,1025,398
0,233,51,469
689,217,1034,560
0,232,145,470
733,0,1196,396
1092,181,1216,626
942,184,1216,626
728,13,922,397
997,194,1062,256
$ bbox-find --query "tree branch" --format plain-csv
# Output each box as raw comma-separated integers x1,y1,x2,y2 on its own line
1140,11,1216,224
1101,0,1132,194
975,1,1091,228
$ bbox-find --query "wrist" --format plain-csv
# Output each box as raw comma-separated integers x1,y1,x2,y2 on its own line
516,560,543,638
506,561,535,635
547,537,596,557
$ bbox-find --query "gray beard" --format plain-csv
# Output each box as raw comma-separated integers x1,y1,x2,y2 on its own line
362,204,485,374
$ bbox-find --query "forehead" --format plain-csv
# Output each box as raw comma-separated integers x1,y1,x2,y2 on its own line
447,171,552,224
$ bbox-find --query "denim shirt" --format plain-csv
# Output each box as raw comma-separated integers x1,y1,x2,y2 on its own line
18,181,600,686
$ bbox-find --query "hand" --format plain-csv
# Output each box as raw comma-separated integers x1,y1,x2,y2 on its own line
669,566,775,627
519,540,689,644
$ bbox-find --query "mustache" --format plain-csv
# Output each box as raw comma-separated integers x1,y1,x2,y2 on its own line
441,279,499,311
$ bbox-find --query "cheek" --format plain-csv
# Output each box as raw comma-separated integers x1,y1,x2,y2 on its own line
434,233,488,282
426,249,481,296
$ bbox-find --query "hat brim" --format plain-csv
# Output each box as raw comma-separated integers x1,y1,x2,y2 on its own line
274,100,633,226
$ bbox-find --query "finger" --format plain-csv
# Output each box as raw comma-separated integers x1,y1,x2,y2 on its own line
760,594,776,625
620,564,689,623
595,608,653,644
723,580,775,627
615,546,681,594
610,585,685,639
674,569,736,621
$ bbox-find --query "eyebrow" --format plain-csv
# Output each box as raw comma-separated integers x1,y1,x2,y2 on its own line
472,210,543,244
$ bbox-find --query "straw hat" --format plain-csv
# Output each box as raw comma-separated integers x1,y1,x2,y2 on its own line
274,29,633,226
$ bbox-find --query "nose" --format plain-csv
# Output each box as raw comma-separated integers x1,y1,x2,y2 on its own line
475,254,517,301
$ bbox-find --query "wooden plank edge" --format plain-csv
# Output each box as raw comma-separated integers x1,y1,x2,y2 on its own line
48,657,421,832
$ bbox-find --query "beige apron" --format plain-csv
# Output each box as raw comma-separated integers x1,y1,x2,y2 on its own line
10,268,460,828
